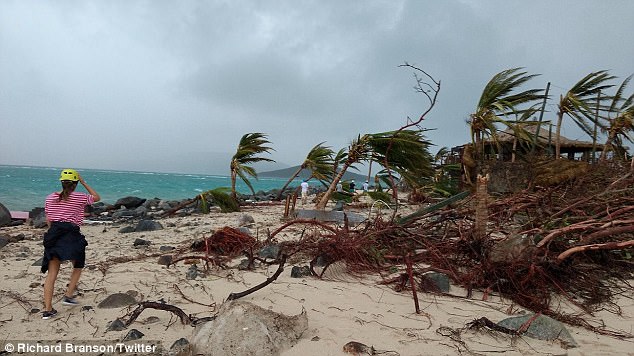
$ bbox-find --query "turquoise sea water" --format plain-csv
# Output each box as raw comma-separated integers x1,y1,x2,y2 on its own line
0,165,298,211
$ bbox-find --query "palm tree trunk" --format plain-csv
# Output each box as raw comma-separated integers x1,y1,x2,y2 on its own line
275,166,304,200
316,161,352,210
474,174,489,241
600,130,615,162
230,170,237,200
555,109,564,159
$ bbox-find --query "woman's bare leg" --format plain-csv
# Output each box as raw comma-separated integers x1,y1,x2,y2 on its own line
66,267,82,298
43,258,61,311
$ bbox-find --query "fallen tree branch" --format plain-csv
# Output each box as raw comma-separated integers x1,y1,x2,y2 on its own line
123,301,198,327
226,254,287,301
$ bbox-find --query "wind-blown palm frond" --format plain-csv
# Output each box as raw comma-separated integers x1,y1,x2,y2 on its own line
469,68,545,162
230,133,275,199
600,75,634,160
315,129,433,209
276,142,335,200
201,187,240,213
555,70,615,158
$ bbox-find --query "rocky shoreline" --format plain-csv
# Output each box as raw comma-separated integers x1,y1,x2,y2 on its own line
1,185,327,229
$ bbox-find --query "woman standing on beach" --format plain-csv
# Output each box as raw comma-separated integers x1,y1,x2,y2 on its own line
41,169,100,319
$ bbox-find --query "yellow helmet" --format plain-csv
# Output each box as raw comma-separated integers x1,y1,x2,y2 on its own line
59,169,79,181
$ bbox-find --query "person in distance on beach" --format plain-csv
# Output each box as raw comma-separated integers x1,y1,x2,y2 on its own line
300,179,309,206
41,169,100,320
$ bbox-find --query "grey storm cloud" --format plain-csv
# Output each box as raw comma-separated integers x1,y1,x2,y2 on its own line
1,0,632,174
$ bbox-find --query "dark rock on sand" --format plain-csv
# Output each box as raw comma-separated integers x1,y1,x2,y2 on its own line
135,219,163,232
186,265,198,280
98,293,138,309
0,202,11,227
0,235,9,249
290,265,312,278
133,238,151,247
170,338,191,355
420,272,451,293
30,208,47,228
114,196,147,209
258,244,280,260
122,329,144,342
106,318,127,331
157,255,172,266
497,314,578,348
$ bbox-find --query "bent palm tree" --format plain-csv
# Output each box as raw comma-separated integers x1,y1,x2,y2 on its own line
230,133,275,200
600,75,634,161
469,68,545,163
275,142,334,200
555,70,615,159
315,130,432,209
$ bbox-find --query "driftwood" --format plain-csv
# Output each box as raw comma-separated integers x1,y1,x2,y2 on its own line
226,255,287,301
123,301,204,327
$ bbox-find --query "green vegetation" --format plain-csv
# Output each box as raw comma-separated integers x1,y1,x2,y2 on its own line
230,133,275,200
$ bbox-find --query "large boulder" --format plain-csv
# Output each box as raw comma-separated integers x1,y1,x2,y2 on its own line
497,314,578,348
0,202,11,227
135,220,163,232
191,301,307,356
114,196,146,209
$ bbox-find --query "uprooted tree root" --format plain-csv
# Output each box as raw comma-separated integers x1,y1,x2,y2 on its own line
264,162,633,338
154,162,631,338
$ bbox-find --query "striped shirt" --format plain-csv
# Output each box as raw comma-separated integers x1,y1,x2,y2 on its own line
45,192,95,226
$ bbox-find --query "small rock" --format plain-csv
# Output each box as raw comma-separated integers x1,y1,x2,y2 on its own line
290,266,312,278
29,282,40,288
169,338,191,355
186,265,198,280
133,238,151,247
135,220,163,232
420,272,450,293
497,314,578,348
236,214,255,227
122,328,144,342
98,293,137,308
158,255,173,266
81,305,94,312
106,318,126,331
258,244,280,260
160,246,175,251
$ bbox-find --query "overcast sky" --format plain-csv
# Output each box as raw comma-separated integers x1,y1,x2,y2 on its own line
1,0,632,175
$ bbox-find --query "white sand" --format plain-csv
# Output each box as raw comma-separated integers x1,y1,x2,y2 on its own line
1,198,632,355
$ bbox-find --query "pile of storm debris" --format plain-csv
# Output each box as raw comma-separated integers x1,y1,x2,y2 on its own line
161,160,634,340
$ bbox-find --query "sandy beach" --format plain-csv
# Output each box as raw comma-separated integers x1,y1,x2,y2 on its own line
1,197,633,356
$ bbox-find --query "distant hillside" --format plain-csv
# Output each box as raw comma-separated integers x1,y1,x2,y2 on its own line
259,166,369,182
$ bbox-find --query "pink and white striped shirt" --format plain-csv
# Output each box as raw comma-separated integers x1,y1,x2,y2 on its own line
45,192,95,226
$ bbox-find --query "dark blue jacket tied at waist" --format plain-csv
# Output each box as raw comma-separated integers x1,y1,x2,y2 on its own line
41,221,88,273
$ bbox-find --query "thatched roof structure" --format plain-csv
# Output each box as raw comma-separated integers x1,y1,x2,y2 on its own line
492,126,602,150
